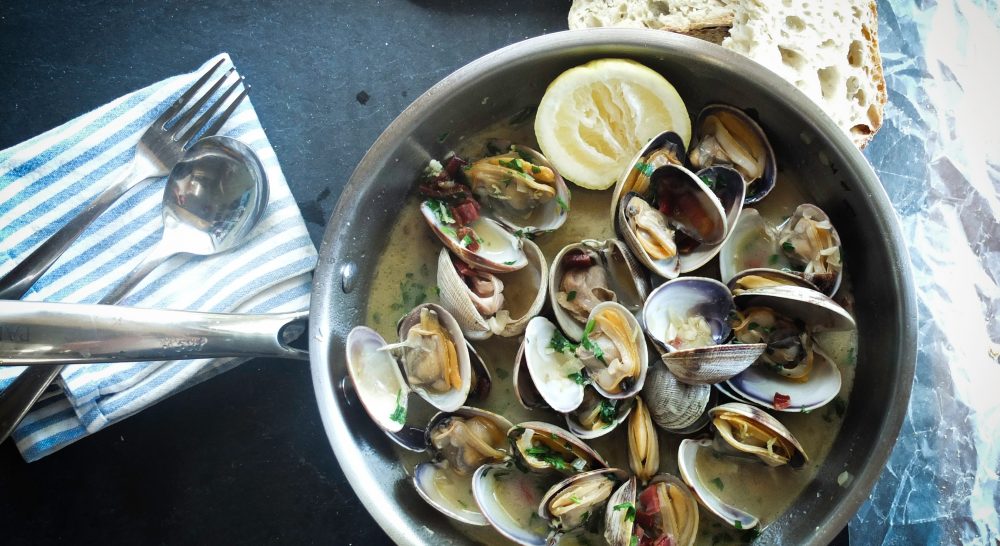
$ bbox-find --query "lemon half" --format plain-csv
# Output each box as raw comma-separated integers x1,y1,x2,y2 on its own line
534,59,691,190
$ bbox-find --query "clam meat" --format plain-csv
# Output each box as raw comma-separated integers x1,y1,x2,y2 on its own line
688,104,776,203
429,413,509,475
575,302,648,399
466,149,558,212
555,250,617,324
710,402,808,468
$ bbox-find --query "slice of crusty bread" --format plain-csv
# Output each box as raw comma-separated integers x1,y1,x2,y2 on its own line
568,0,734,33
566,0,887,148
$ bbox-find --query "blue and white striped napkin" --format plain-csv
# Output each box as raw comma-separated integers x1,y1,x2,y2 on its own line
0,54,318,462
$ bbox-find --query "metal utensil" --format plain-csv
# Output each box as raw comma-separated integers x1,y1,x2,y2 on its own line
0,58,248,300
0,136,268,443
0,301,306,365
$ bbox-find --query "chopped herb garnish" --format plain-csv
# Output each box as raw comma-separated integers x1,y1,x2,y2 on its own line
570,495,583,504
711,477,725,491
436,131,449,143
460,234,475,247
748,322,760,331
579,319,606,363
735,520,744,530
524,444,569,470
514,229,525,238
440,225,457,238
499,158,524,172
372,311,381,324
801,407,812,414
420,263,430,277
630,537,638,546
503,260,516,265
635,162,654,177
556,196,570,214
434,285,441,296
494,368,509,380
699,174,716,189
549,330,578,354
612,502,636,522
598,399,616,425
456,498,467,508
531,165,541,174
426,198,455,225
567,290,577,301
782,241,796,253
567,372,591,385
389,389,406,424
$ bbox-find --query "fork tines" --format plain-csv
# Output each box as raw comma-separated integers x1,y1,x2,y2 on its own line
157,59,250,146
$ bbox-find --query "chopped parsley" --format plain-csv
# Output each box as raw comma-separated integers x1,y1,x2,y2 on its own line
556,196,570,214
426,198,454,225
570,495,582,504
598,400,616,425
494,368,509,380
711,477,725,491
612,502,636,522
782,241,796,253
548,330,578,354
372,311,381,324
566,290,577,301
499,158,524,173
503,260,516,265
748,322,760,331
389,389,406,424
524,445,569,471
581,319,606,363
735,520,744,530
567,372,591,385
440,225,457,238
390,278,428,311
531,165,541,174
460,234,475,247
630,537,638,546
699,174,716,189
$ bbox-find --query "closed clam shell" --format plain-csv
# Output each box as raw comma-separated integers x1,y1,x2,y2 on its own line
661,343,767,385
627,396,659,483
641,364,712,432
677,438,760,530
437,238,548,340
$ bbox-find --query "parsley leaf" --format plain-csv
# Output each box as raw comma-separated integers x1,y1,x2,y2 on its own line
699,174,717,189
548,330,578,354
567,290,577,301
567,372,591,385
555,196,570,214
711,477,725,491
426,198,454,225
580,319,606,363
612,502,636,522
389,389,406,424
635,162,654,177
782,241,796,253
598,399,616,425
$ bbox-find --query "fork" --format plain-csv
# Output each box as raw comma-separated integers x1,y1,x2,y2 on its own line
0,60,250,443
0,58,248,300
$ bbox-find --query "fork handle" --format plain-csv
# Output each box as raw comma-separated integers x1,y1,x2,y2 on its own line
0,165,145,300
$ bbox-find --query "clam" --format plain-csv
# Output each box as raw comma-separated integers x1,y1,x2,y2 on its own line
615,163,727,280
709,402,808,468
642,277,766,385
539,468,628,534
688,104,777,203
641,364,713,433
521,316,587,413
627,396,659,484
725,284,853,411
382,303,472,412
509,421,609,474
604,474,699,546
678,166,746,273
565,388,633,440
574,301,649,400
727,267,822,293
437,238,547,340
677,439,759,530
421,199,528,273
472,462,558,546
549,239,649,341
344,326,426,451
609,130,687,219
412,407,514,526
777,204,844,295
465,144,571,236
513,339,549,410
718,208,787,283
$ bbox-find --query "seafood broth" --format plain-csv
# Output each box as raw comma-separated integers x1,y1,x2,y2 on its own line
364,119,857,545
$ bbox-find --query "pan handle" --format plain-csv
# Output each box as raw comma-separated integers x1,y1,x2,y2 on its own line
0,301,310,365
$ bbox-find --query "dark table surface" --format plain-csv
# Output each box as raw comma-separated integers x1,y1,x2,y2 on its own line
0,1,850,544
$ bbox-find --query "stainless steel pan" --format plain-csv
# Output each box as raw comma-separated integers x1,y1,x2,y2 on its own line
0,30,916,544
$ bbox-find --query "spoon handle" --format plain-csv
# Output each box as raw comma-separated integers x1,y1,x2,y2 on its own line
0,166,145,300
0,301,309,366
98,244,175,305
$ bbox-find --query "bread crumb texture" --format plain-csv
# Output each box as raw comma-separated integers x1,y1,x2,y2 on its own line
722,0,886,147
568,0,734,32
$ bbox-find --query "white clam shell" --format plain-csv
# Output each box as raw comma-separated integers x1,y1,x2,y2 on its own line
413,461,488,526
421,200,528,273
725,344,841,412
345,326,410,434
437,239,548,340
603,477,637,546
472,462,556,545
688,104,777,204
396,303,472,412
718,208,786,283
708,402,809,467
538,467,628,532
585,301,649,400
642,276,733,353
777,203,844,296
564,389,634,440
523,316,586,413
482,144,573,236
677,438,760,530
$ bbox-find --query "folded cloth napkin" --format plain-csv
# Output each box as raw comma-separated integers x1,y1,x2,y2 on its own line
0,54,318,462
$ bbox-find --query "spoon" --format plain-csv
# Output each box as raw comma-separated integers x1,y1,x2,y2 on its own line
0,135,269,443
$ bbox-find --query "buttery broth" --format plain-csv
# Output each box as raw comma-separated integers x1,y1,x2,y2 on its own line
363,119,857,545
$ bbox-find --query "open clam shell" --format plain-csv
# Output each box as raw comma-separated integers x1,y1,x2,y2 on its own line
641,364,713,433
466,144,572,236
688,104,777,204
577,301,649,400
718,207,787,283
679,166,746,273
616,164,727,280
677,438,760,530
421,200,528,273
727,267,822,293
437,238,548,340
732,284,856,332
549,239,649,342
605,474,699,546
344,326,426,451
777,203,844,295
539,467,628,534
513,339,549,410
709,402,809,468
726,344,841,412
509,421,609,473
610,130,687,221
412,407,515,526
522,316,586,413
394,303,473,412
472,461,558,545
565,388,634,440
